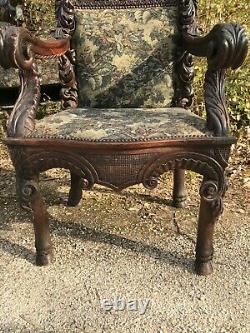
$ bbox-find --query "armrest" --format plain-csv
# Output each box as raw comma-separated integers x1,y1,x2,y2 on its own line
0,25,70,70
0,26,70,137
182,23,248,70
182,23,249,136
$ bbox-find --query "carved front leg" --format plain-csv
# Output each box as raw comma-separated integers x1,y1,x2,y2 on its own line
195,179,226,275
21,179,53,266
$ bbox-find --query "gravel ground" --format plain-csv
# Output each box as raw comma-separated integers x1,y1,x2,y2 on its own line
0,133,249,333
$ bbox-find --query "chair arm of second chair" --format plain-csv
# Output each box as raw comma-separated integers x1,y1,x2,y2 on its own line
182,23,248,136
0,25,70,138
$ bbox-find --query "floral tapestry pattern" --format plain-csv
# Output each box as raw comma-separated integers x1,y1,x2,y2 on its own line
28,108,212,141
72,7,178,108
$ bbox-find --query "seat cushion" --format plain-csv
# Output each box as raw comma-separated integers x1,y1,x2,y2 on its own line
27,108,212,142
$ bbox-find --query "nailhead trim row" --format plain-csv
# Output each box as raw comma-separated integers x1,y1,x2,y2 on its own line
72,0,178,10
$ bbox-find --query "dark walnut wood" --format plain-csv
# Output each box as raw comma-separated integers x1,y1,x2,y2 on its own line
182,22,249,135
0,0,248,275
0,0,19,24
55,0,78,109
172,0,197,108
0,25,69,136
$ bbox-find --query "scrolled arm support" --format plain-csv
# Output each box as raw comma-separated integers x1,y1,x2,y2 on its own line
182,23,248,70
0,25,34,70
182,23,248,136
0,25,70,69
0,25,70,137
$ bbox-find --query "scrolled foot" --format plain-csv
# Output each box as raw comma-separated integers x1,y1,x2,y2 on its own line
36,248,54,266
195,260,213,276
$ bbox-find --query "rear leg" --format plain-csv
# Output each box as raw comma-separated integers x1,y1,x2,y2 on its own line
68,172,83,206
173,168,186,208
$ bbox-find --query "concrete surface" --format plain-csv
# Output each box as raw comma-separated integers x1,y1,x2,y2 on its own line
0,140,249,333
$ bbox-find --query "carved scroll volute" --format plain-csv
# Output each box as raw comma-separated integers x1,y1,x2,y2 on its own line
141,152,227,218
55,0,78,109
0,26,34,70
173,0,197,108
199,179,224,218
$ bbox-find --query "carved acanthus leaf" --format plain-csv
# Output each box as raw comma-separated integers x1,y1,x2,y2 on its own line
20,151,97,190
55,0,75,37
173,0,197,108
141,152,226,198
0,25,70,137
204,69,229,136
178,0,197,34
6,63,41,137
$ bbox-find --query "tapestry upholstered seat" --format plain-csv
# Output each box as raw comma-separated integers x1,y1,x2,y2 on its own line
0,0,248,275
27,108,212,141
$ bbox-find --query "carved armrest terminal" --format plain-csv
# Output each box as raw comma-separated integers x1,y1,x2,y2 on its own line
0,25,69,137
182,21,248,136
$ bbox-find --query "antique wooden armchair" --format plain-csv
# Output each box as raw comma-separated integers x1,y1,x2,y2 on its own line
0,0,248,275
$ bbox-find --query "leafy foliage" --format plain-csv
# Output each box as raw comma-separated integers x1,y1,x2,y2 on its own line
22,0,55,36
194,0,250,133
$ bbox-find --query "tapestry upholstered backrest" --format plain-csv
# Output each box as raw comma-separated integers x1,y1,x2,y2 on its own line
56,0,197,109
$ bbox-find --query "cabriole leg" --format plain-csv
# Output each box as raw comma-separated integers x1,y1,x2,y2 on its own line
173,168,186,208
68,172,83,207
21,179,53,266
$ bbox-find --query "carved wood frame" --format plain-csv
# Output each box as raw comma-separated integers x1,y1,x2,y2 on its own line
0,0,248,273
